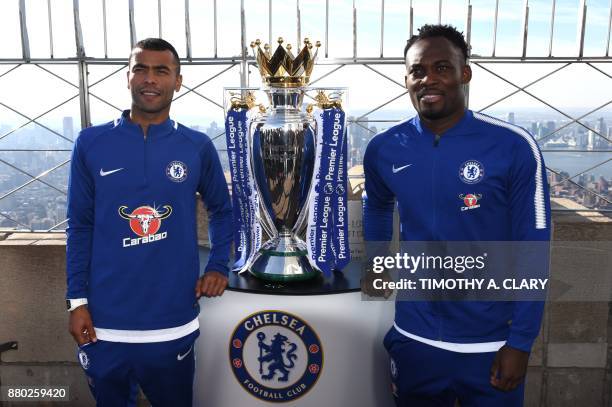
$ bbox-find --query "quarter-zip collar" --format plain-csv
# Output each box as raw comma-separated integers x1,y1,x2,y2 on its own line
413,109,474,139
116,109,178,140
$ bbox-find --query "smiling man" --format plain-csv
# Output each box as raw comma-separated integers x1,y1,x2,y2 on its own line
65,38,232,406
363,25,551,406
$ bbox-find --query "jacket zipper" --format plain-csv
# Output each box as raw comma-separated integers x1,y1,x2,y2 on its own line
143,129,148,185
432,134,440,234
432,133,442,340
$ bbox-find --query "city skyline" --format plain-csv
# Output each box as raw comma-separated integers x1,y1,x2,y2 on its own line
1,109,610,231
0,0,611,230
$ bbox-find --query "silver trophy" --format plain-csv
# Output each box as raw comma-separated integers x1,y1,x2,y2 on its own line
247,38,320,282
249,87,316,281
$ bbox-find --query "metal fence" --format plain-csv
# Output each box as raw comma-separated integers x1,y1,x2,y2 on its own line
0,0,610,231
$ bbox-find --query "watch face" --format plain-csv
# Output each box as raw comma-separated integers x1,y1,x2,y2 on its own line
66,300,71,310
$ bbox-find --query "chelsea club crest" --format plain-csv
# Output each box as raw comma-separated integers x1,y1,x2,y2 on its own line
78,349,90,370
166,160,188,182
459,160,484,184
229,310,323,403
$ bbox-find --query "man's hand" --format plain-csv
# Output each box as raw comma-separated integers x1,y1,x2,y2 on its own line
490,345,529,391
68,306,97,345
360,264,393,299
195,271,228,298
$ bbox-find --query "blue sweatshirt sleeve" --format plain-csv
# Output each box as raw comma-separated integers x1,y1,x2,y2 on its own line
363,136,395,245
198,139,233,276
66,135,94,299
506,132,551,353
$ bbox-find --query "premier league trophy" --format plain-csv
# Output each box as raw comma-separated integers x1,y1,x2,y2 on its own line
224,37,350,282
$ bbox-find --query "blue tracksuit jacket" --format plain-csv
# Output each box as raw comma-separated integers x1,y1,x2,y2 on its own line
363,110,551,352
66,110,233,330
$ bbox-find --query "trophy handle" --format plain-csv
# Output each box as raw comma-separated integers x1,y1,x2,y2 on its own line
292,122,317,237
248,121,277,242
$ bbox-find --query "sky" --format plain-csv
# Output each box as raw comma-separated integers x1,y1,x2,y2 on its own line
0,0,611,130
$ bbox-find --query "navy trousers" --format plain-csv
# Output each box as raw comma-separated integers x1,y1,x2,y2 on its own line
76,330,199,406
383,327,525,407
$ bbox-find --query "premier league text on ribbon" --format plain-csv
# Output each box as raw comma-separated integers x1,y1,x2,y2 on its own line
308,107,350,275
226,108,255,269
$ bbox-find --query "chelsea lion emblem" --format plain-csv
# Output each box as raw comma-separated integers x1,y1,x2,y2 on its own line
459,160,484,184
229,310,323,403
166,160,188,182
78,349,90,370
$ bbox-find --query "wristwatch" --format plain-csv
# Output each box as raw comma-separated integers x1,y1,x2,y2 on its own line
66,298,88,312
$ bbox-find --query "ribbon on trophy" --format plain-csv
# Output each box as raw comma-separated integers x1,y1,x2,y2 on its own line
307,92,351,275
333,112,350,271
225,94,262,271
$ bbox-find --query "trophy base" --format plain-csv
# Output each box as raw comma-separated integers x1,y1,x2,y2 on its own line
249,236,319,282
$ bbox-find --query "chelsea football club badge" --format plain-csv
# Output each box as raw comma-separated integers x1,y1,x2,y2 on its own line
166,160,188,183
459,160,484,184
229,310,323,402
78,349,90,370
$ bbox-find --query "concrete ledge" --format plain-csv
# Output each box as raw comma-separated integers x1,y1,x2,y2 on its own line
546,368,606,407
31,240,66,246
549,302,609,343
548,343,608,368
529,332,544,367
525,367,543,407
6,233,66,241
0,240,37,246
552,199,612,226
0,245,74,363
0,233,67,246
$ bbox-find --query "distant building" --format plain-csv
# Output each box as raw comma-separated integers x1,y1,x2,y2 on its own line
595,117,608,149
347,116,372,166
536,121,546,138
596,176,609,193
206,121,220,136
506,112,515,124
587,130,596,150
63,117,74,140
583,192,596,207
575,130,587,149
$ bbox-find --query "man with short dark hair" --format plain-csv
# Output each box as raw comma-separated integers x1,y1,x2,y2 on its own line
363,25,550,406
66,38,232,406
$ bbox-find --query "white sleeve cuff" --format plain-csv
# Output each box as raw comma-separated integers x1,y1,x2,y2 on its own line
67,298,88,311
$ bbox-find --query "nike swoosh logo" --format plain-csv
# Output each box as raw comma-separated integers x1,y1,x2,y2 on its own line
99,168,124,177
392,164,412,173
177,346,193,361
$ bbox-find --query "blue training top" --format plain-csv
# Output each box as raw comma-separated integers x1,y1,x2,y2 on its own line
363,110,551,352
66,110,233,330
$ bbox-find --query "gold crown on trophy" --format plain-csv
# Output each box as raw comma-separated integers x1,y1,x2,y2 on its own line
250,37,321,88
